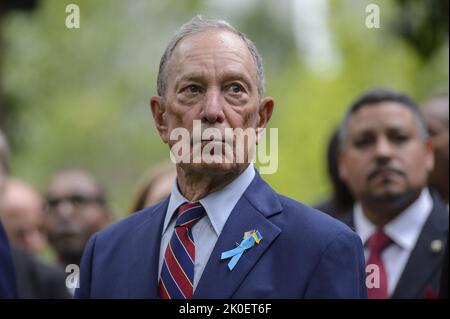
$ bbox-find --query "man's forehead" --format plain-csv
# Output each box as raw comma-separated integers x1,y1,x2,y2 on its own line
48,172,100,196
348,102,417,132
4,180,42,204
176,29,247,54
423,100,449,125
170,30,255,72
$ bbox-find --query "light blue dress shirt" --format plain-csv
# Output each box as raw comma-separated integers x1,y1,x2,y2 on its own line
158,163,255,290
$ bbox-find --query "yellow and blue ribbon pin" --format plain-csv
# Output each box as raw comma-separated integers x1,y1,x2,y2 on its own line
221,230,263,270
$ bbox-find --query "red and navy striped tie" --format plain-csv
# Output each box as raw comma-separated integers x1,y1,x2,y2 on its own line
158,202,206,299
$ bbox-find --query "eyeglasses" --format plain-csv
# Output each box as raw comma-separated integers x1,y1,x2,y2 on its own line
46,194,105,209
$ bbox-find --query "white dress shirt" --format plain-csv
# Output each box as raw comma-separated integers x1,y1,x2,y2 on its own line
354,188,433,296
158,163,255,290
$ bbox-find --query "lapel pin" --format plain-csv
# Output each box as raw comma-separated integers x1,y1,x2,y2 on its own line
221,230,263,271
430,239,443,253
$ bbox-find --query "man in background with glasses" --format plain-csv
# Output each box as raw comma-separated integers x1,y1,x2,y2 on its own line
44,169,111,270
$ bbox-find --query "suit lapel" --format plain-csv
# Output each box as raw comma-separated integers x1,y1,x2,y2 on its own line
194,172,282,299
127,198,169,298
391,194,448,298
340,194,448,298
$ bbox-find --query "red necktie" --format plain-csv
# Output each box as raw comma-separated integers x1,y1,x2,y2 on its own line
158,202,206,299
366,229,393,299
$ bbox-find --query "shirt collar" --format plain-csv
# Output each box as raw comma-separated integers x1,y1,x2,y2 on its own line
354,188,433,251
163,163,255,236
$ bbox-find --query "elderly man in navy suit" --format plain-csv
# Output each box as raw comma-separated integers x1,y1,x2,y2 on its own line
76,16,367,299
0,129,17,298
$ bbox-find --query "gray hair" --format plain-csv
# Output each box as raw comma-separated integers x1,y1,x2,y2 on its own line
156,15,265,98
338,88,429,148
0,128,9,173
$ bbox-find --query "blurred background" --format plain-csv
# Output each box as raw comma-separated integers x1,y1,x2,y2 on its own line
0,0,448,217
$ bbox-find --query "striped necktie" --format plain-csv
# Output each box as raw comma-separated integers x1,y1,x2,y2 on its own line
158,202,206,299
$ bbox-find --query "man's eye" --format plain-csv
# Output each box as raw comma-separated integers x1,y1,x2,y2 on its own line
354,138,372,149
428,129,437,137
183,85,202,94
226,83,244,94
391,134,409,144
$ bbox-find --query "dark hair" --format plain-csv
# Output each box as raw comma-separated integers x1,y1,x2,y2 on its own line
326,129,354,213
338,88,428,146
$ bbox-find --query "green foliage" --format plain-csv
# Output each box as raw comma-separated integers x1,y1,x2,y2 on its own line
1,0,447,216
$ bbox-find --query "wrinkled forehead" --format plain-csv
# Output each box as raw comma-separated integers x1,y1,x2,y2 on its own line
168,30,257,79
347,102,418,136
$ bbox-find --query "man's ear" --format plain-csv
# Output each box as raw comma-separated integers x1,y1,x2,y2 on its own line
337,149,348,182
424,137,435,173
256,97,274,144
150,96,169,143
258,97,274,128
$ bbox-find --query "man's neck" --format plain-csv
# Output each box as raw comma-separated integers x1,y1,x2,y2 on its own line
59,253,82,268
360,190,422,228
176,164,248,201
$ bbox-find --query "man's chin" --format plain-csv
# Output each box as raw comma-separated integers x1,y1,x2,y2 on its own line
368,181,405,197
362,187,419,209
51,235,85,253
180,162,247,174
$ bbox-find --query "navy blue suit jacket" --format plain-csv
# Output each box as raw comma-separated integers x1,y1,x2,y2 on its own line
76,171,367,298
0,222,17,298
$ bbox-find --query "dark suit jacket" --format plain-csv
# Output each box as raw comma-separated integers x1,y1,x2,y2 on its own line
11,246,71,299
0,222,16,298
440,237,448,299
338,191,448,298
76,171,367,298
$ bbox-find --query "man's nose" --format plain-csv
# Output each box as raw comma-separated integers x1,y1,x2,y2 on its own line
201,88,224,124
374,136,395,159
54,201,77,220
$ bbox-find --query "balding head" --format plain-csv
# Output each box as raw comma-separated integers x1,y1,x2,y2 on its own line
422,95,449,128
1,178,47,255
422,94,449,202
157,15,265,98
46,169,107,203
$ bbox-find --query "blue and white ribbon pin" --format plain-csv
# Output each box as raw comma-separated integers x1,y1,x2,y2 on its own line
221,230,263,271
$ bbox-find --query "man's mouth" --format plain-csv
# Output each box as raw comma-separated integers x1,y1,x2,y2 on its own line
368,168,404,181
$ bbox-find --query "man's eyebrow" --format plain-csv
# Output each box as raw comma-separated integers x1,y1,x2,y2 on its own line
173,73,205,89
352,125,410,138
386,126,411,135
351,125,372,135
177,73,205,81
218,69,254,83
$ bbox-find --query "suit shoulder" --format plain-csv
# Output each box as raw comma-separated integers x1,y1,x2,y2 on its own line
95,200,166,241
275,194,359,243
